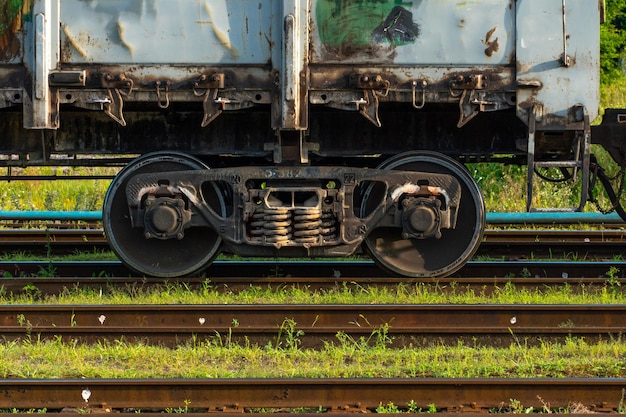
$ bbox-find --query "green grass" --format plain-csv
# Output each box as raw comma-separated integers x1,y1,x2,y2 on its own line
0,166,116,212
1,280,625,305
601,75,626,113
0,248,118,263
1,334,625,379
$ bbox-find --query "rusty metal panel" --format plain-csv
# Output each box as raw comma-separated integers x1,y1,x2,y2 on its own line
58,0,279,64
311,0,516,65
516,0,600,126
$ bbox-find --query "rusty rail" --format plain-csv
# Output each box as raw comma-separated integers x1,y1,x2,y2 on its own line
0,275,621,297
1,304,625,347
1,228,626,260
1,378,624,412
0,259,624,279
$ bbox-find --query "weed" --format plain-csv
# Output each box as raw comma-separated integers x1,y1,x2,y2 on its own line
607,266,621,280
165,399,191,413
376,401,436,413
377,402,401,413
36,265,57,278
21,283,41,300
276,318,304,351
507,398,534,414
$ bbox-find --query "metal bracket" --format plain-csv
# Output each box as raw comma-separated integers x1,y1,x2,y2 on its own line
350,73,390,127
102,73,134,94
193,74,227,127
264,130,319,164
351,73,390,91
101,74,134,126
457,89,498,128
104,89,126,126
451,74,490,128
49,70,86,87
359,89,382,127
450,74,487,90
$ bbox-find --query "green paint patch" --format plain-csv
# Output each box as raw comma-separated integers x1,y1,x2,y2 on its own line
316,0,418,49
0,0,23,34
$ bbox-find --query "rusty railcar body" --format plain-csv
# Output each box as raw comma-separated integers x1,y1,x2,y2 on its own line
0,0,621,277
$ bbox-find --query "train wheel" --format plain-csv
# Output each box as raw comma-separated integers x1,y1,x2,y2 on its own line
103,152,224,277
361,151,485,277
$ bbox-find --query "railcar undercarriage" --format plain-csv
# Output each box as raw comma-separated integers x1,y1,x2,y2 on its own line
102,149,485,278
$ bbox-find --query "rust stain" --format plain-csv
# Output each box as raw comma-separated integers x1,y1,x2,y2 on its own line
203,1,239,59
61,24,88,59
483,26,499,57
116,20,134,58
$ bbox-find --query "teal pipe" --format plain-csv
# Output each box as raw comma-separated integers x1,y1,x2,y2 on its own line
0,211,102,221
0,211,623,224
486,212,623,224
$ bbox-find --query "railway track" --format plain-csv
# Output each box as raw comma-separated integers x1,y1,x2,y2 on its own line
2,226,625,413
1,304,625,347
1,228,626,260
0,259,624,280
1,378,624,413
0,274,622,297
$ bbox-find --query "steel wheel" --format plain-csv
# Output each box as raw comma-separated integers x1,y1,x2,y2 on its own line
103,152,224,277
361,151,485,277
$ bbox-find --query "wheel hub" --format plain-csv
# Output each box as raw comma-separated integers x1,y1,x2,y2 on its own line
144,196,188,240
401,197,442,239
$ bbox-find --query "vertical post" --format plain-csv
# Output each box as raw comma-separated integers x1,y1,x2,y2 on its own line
281,0,309,130
27,0,59,129
526,107,536,212
578,111,592,211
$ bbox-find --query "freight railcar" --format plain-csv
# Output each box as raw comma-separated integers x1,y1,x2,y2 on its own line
0,0,622,277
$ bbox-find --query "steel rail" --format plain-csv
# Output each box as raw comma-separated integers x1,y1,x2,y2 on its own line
0,259,624,279
4,227,626,242
0,378,624,411
2,210,624,223
1,304,625,346
1,229,626,259
0,275,620,296
5,414,614,417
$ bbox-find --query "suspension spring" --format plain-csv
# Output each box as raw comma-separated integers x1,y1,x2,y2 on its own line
293,208,322,244
249,208,338,245
249,208,292,244
293,209,339,244
320,211,338,239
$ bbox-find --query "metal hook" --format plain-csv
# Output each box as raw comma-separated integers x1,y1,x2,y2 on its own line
155,81,170,109
411,80,427,109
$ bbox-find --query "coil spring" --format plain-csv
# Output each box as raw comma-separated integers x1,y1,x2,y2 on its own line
293,208,322,244
249,208,292,243
249,208,338,245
